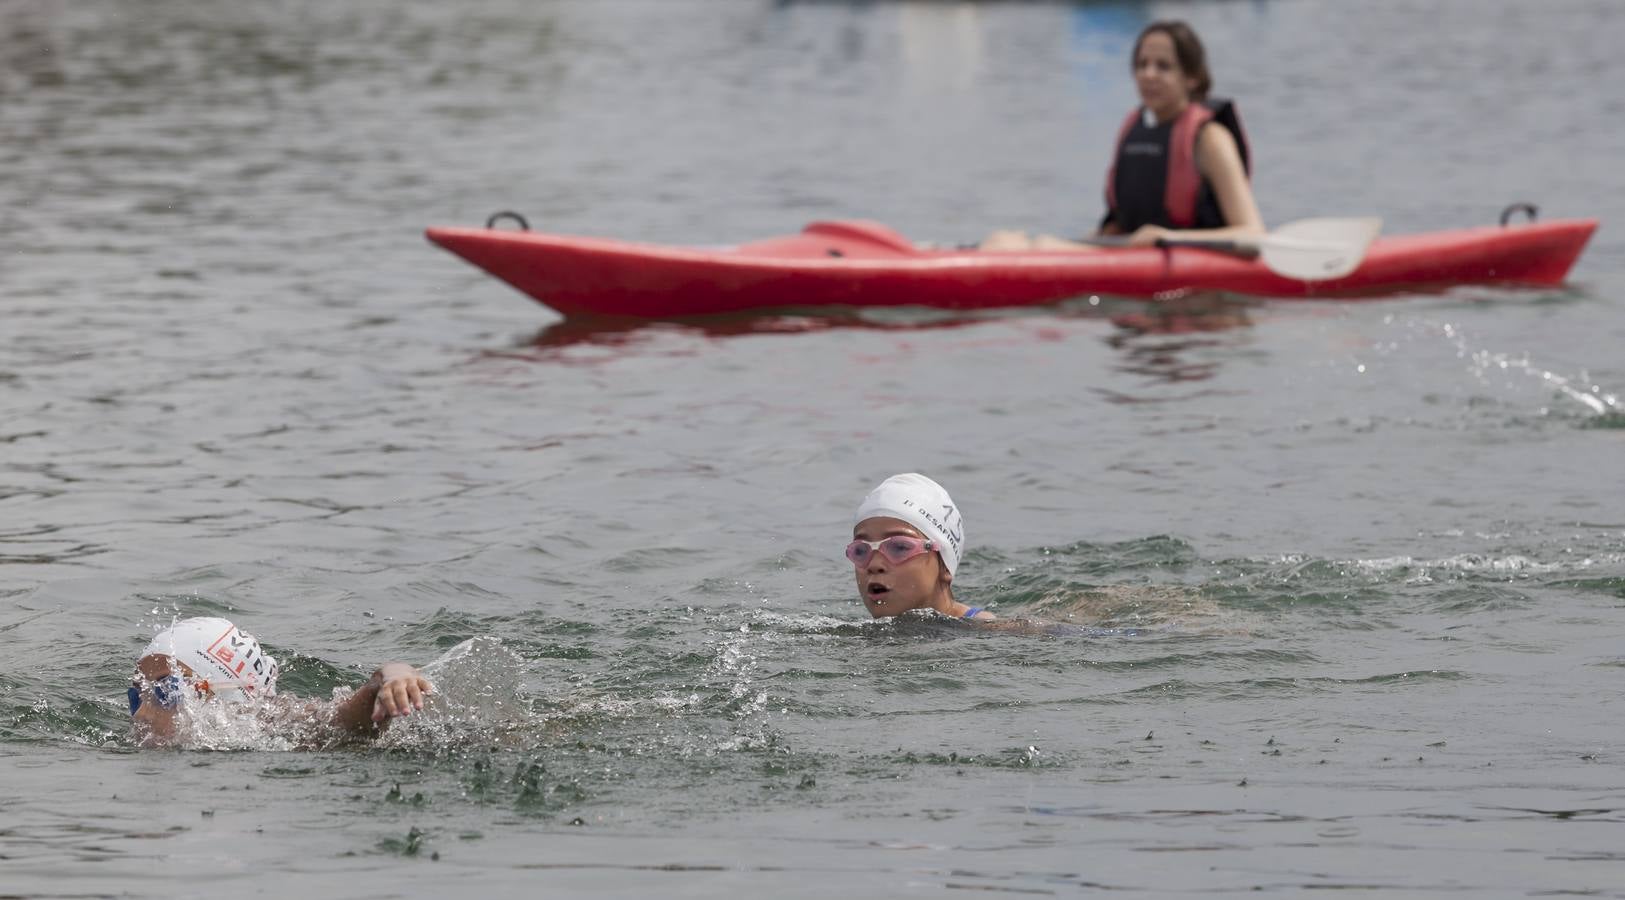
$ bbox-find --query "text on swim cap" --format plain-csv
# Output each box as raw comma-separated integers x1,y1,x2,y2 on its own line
205,625,279,687
900,499,962,554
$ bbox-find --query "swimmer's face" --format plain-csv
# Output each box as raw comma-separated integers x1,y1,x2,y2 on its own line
128,654,193,743
851,516,952,618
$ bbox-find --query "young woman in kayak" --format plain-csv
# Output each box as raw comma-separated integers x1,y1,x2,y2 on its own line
848,473,993,621
128,616,433,748
981,19,1264,251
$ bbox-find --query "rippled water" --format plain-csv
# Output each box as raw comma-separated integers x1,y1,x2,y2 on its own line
4,0,1624,896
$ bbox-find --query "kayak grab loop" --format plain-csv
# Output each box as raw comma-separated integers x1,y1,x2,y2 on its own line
1499,203,1538,226
486,210,531,231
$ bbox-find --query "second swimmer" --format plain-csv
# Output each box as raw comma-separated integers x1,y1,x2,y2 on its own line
847,473,994,622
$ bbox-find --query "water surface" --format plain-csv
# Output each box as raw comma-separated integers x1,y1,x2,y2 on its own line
3,0,1624,896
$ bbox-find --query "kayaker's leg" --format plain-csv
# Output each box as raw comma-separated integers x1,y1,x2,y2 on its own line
1031,234,1096,251
978,230,1035,251
979,231,1098,252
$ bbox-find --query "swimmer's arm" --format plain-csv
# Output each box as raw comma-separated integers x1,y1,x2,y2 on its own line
328,662,433,737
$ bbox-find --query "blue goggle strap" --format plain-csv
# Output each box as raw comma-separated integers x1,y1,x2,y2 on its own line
127,675,185,714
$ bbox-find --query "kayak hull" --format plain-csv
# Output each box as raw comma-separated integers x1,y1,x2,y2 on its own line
425,218,1599,319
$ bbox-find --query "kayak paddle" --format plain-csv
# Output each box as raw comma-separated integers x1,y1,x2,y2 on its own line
1089,217,1384,281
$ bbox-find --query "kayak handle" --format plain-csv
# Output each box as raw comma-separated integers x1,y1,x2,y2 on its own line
486,210,531,231
1499,203,1538,227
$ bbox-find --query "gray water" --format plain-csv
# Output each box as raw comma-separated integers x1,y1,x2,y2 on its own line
4,0,1624,896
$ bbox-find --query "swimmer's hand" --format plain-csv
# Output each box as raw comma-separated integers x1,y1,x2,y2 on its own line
370,663,433,723
328,662,433,737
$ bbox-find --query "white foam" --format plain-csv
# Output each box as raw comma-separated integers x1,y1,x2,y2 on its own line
1351,554,1561,575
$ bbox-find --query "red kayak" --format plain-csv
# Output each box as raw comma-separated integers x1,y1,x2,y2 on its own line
425,216,1598,319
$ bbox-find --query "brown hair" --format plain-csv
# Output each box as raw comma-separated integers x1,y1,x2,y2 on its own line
1132,20,1212,102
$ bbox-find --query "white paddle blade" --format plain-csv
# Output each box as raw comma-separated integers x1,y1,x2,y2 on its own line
1259,217,1383,281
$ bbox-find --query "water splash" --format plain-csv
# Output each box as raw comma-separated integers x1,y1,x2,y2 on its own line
374,636,536,750
164,694,299,752
122,636,542,752
1448,323,1621,420
1353,554,1562,577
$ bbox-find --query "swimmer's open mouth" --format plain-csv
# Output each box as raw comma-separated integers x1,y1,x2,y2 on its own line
866,583,890,597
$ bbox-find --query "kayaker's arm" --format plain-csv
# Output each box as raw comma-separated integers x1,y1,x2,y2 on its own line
1195,122,1265,237
1041,125,1262,251
1125,123,1265,248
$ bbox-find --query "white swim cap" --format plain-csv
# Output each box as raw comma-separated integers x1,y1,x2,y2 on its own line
142,617,279,696
854,473,965,575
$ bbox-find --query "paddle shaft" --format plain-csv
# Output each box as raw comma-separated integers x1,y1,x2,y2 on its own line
1080,217,1384,281
1085,234,1257,256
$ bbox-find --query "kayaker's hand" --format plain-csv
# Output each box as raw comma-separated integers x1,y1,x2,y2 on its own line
1127,224,1172,248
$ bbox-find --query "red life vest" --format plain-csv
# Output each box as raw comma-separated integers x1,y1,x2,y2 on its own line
1103,99,1250,231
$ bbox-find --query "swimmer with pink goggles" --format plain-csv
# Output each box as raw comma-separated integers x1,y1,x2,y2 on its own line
848,473,991,622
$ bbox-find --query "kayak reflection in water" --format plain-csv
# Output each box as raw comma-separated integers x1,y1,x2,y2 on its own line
128,617,432,749
981,19,1265,252
848,473,993,622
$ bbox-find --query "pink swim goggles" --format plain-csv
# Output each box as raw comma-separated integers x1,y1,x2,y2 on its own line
845,536,935,567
